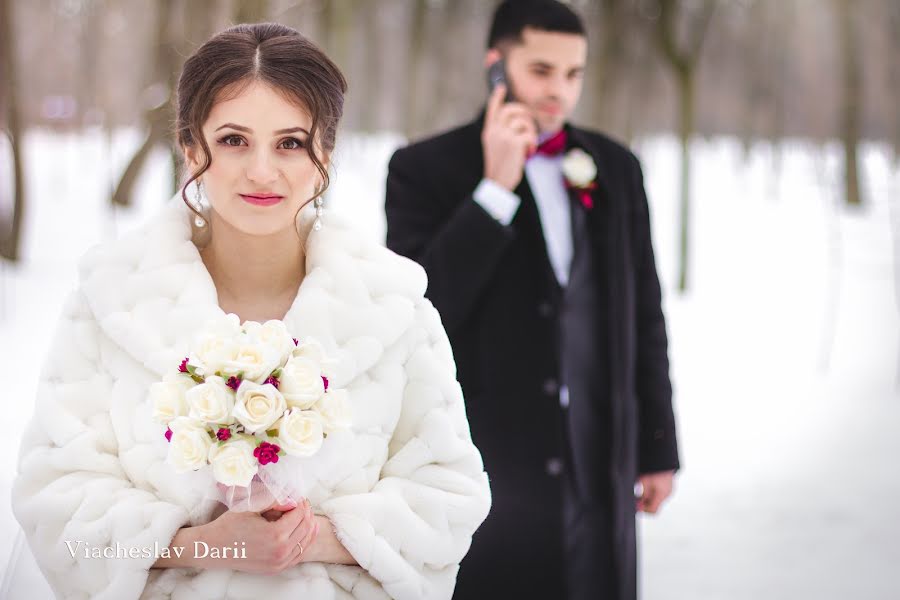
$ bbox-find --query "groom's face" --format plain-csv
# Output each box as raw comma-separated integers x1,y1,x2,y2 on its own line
496,27,587,134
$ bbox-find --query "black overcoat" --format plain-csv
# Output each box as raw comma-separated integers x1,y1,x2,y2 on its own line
385,115,680,600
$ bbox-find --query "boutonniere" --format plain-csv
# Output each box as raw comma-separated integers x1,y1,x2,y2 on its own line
561,148,598,211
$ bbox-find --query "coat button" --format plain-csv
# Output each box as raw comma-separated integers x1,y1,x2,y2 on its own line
542,378,559,396
538,301,554,317
545,457,563,477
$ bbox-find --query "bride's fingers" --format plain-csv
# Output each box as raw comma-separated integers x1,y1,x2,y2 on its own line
261,509,282,522
288,517,320,567
284,500,312,538
282,510,318,568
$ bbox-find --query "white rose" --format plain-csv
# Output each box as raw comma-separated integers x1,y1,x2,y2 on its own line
208,438,258,487
166,417,213,473
192,337,240,378
186,376,235,425
280,356,326,409
243,320,296,364
313,389,352,435
233,381,286,433
561,148,597,187
149,374,194,424
275,409,325,457
220,342,282,384
292,338,339,379
190,313,242,375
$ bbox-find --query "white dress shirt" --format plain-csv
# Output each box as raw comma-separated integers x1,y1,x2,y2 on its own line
472,154,573,286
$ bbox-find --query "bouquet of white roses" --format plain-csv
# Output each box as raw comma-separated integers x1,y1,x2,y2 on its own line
149,314,350,511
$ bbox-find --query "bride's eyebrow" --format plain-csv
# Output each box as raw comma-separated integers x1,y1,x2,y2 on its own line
214,123,310,135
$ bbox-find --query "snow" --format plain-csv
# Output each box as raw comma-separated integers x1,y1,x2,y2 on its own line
1,129,897,598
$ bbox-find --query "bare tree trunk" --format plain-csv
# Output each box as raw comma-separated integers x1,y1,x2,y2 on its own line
739,0,766,162
325,0,354,75
404,0,429,138
322,0,354,127
893,2,900,167
0,0,25,262
111,0,177,207
593,0,633,137
677,67,694,293
891,1,900,167
836,0,863,206
233,0,269,23
768,0,791,203
359,0,378,133
654,0,716,293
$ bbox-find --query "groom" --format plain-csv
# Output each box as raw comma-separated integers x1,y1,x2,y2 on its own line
385,1,679,598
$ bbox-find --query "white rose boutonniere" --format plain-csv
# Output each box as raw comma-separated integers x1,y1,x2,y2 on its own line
561,147,598,210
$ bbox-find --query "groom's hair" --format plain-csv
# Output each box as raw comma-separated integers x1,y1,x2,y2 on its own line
487,0,586,49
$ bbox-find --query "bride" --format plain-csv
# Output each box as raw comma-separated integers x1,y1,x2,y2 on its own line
9,22,491,600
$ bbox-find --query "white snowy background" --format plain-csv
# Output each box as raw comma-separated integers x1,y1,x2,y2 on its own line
0,129,897,599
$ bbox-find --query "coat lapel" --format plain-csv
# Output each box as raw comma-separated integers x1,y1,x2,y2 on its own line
79,192,427,387
513,174,564,295
565,124,624,398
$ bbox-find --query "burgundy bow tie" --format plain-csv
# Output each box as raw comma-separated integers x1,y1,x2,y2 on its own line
533,129,567,157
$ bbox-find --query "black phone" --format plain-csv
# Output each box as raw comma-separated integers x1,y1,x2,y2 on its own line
486,59,516,103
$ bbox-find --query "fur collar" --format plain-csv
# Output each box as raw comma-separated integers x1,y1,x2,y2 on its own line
78,193,427,386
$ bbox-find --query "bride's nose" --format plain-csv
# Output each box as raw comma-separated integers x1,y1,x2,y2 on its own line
246,149,279,185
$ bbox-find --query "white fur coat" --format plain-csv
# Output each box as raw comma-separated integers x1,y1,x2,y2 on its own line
10,196,491,599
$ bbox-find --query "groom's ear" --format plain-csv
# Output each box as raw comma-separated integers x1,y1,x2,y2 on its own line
484,48,502,69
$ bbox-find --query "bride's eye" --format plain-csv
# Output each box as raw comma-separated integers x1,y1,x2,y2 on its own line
218,135,246,147
279,137,305,151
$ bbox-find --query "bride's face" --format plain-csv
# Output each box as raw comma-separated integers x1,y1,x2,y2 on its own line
185,80,326,237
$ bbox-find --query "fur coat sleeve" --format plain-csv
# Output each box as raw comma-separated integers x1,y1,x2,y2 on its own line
319,296,491,600
11,288,192,599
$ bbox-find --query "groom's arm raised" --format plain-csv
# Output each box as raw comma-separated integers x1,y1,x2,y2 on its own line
385,85,537,335
385,150,514,335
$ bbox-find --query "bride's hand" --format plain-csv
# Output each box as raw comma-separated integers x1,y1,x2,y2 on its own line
197,498,320,574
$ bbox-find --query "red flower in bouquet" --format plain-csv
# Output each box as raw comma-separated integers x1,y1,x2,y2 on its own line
253,441,281,465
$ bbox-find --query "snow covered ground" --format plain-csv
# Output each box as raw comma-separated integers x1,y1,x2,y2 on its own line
0,129,897,598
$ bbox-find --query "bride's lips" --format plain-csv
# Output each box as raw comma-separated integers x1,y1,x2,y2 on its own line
239,193,284,207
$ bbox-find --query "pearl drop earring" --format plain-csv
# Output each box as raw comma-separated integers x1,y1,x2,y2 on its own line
193,180,207,228
313,195,324,232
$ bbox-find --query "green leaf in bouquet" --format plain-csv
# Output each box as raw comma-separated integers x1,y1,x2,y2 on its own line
271,368,283,379
265,428,279,438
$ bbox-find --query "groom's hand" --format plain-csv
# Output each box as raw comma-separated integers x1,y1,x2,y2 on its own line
481,83,538,191
636,470,675,514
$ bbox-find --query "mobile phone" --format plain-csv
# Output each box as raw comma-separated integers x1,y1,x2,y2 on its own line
486,59,516,103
